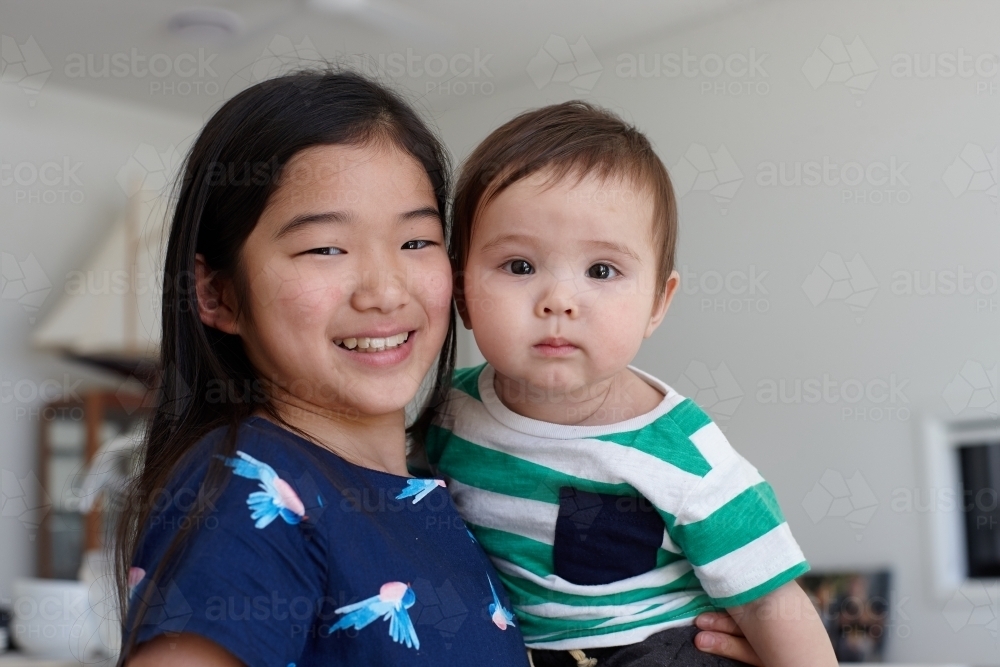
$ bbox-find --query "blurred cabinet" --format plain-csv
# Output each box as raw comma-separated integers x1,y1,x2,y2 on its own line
37,391,149,579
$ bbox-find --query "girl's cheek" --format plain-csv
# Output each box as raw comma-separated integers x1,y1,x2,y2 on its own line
244,264,286,310
423,271,453,309
246,258,316,312
411,257,453,311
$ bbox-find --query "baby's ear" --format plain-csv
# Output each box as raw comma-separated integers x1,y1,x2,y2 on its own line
453,269,473,330
645,269,680,337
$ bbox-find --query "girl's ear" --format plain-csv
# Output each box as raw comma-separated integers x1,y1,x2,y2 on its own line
195,254,240,335
645,269,680,338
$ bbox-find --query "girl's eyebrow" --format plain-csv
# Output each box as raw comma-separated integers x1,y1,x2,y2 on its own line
402,206,442,222
274,210,353,239
274,206,440,239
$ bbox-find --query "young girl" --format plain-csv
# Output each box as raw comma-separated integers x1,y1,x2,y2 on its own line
113,69,529,666
114,70,764,666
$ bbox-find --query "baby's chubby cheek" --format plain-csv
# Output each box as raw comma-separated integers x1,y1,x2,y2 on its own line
461,284,496,318
588,301,650,361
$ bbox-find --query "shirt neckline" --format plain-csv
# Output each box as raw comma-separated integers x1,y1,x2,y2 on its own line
477,363,680,439
245,415,429,483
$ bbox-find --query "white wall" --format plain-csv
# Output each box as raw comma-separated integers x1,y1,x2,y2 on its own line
439,1,1000,662
0,82,200,601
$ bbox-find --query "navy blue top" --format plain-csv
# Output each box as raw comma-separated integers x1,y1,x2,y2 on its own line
124,416,529,667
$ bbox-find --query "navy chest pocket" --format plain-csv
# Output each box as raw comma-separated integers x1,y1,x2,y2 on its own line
552,487,666,586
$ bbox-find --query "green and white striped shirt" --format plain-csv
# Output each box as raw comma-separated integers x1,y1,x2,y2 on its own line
426,363,809,650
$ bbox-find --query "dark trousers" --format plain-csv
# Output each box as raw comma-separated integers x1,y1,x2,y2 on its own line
527,626,753,667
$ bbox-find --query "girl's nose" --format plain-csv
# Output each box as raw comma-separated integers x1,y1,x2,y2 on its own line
350,251,411,313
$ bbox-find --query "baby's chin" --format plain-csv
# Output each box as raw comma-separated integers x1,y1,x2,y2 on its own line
495,363,602,398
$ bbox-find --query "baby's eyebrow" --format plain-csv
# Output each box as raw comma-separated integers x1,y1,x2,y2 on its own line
479,234,641,262
479,233,535,252
584,239,641,262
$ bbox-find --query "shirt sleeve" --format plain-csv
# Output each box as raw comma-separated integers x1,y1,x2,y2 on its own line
125,440,328,667
667,420,810,608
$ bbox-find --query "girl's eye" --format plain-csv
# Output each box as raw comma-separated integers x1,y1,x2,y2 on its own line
308,247,344,255
587,263,618,280
505,259,534,275
402,239,436,250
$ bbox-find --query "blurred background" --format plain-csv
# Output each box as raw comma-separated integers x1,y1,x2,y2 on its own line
1,0,998,663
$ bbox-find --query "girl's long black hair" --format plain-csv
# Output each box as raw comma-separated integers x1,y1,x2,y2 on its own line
113,69,456,662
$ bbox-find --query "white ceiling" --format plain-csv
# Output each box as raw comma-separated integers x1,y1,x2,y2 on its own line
1,0,762,119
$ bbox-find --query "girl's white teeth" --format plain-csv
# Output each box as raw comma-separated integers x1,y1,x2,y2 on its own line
335,331,409,352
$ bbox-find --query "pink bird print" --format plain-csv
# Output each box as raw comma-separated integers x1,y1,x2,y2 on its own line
328,582,420,649
128,567,145,590
217,451,306,528
395,478,446,504
487,576,515,630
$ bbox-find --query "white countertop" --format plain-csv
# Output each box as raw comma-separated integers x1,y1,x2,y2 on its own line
0,655,972,667
0,654,114,666
0,657,81,667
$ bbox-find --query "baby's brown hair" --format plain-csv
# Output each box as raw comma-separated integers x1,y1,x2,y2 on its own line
451,101,677,302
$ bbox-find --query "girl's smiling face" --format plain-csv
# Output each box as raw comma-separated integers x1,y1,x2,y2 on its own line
206,143,452,419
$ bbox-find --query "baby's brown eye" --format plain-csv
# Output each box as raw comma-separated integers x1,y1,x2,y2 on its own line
508,260,533,275
587,263,617,279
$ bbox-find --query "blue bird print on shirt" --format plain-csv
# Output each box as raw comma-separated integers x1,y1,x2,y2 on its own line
487,576,515,630
395,478,446,504
328,582,420,649
216,451,306,529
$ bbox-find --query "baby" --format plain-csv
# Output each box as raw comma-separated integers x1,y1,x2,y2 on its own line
424,102,837,666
